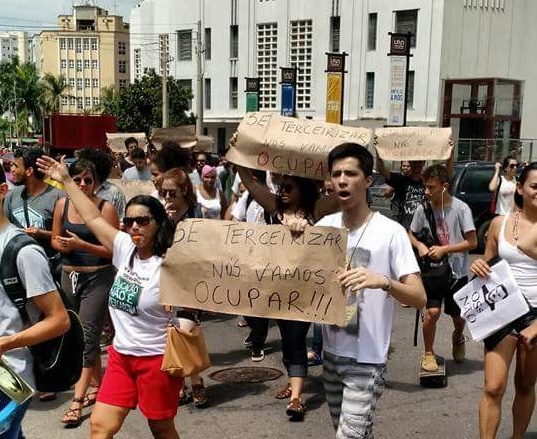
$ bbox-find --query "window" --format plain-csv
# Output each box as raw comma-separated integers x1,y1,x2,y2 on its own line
119,60,126,74
77,78,83,90
61,96,68,105
60,38,66,50
83,39,90,50
229,77,238,109
85,97,91,107
84,78,91,88
204,78,211,109
68,39,74,50
61,59,67,69
230,25,239,59
84,60,90,69
77,97,83,110
177,30,192,60
92,60,98,69
407,70,415,109
204,28,211,60
395,9,418,47
70,96,76,105
76,60,82,72
290,19,313,109
91,38,98,50
68,78,75,88
119,79,127,88
68,59,74,69
93,97,99,106
256,23,278,109
75,38,82,52
330,16,340,52
368,13,377,51
134,48,142,79
118,41,126,55
179,79,192,108
365,72,375,109
92,78,99,88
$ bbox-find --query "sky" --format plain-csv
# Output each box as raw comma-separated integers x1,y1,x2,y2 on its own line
0,0,137,33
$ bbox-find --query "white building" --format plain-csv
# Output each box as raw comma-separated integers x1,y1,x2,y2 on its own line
0,31,30,63
130,0,537,158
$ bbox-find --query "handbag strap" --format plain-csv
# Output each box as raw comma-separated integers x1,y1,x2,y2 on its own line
423,202,441,245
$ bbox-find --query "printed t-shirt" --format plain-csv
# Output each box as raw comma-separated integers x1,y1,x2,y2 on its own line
410,197,475,279
109,231,168,356
386,172,425,230
0,224,57,388
316,212,419,364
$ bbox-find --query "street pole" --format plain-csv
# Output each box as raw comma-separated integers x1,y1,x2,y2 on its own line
195,19,204,137
159,34,169,128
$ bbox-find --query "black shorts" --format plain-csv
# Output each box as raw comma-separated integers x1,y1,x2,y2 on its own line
423,275,468,317
483,307,537,351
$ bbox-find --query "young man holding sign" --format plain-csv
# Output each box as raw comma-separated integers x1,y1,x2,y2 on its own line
315,143,425,438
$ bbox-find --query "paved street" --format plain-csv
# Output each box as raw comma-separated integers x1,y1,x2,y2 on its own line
22,300,537,439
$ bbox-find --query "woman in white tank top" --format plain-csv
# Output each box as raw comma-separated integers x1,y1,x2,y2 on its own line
196,165,227,219
488,156,518,215
471,162,537,439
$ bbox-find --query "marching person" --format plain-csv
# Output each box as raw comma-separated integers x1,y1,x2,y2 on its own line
38,155,182,439
409,164,477,372
488,156,518,216
471,162,537,439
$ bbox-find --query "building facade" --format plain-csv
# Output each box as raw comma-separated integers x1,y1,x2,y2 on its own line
39,4,130,114
0,31,30,63
130,0,537,155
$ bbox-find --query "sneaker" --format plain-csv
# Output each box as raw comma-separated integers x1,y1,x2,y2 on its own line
244,335,253,348
452,332,466,363
192,379,209,408
251,349,265,362
421,352,439,372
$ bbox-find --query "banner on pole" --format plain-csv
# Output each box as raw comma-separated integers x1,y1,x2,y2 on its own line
387,56,407,126
326,72,343,124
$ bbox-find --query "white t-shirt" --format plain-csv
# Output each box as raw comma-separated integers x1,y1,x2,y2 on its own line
121,166,152,181
231,190,266,224
0,225,57,387
109,231,168,356
316,212,420,364
496,175,516,215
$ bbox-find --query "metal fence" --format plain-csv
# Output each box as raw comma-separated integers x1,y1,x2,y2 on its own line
456,138,537,163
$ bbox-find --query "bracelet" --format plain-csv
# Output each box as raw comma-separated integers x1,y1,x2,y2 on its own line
382,275,393,292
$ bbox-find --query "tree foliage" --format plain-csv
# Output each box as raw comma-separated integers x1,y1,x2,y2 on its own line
99,69,195,134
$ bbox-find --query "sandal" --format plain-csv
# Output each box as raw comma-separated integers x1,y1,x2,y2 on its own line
286,398,305,422
275,383,292,400
82,385,100,408
61,397,84,428
192,378,209,408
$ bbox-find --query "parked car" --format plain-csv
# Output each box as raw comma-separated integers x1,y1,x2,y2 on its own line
450,161,496,253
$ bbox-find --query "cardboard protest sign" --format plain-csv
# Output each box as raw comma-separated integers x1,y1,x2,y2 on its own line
453,260,529,341
226,112,373,180
106,133,147,153
374,127,453,161
151,126,214,151
109,179,155,201
160,219,348,325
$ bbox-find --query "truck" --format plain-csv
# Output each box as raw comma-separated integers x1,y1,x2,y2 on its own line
43,114,117,154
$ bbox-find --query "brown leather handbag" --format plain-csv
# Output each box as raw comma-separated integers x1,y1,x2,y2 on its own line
161,308,211,378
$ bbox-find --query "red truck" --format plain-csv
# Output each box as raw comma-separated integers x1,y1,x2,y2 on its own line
43,114,117,153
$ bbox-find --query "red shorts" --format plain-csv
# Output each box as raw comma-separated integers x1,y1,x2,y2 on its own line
97,346,184,420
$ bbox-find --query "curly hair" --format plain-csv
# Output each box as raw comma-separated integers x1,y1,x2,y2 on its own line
276,175,320,223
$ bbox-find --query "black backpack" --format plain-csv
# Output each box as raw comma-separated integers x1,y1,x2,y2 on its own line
0,233,84,392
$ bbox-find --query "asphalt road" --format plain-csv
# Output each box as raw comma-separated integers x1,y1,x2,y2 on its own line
22,296,537,439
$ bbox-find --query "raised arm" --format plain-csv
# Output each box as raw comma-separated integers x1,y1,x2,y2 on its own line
236,165,277,214
376,152,390,180
488,162,502,192
37,156,119,252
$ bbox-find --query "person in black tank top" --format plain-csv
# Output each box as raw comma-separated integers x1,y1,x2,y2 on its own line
51,159,120,428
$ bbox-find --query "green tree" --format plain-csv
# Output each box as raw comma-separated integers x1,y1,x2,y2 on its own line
41,73,71,114
95,85,119,115
113,70,194,134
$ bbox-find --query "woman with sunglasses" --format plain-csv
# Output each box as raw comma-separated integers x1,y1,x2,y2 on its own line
51,160,119,427
471,162,537,439
488,156,519,216
39,155,181,439
237,165,319,422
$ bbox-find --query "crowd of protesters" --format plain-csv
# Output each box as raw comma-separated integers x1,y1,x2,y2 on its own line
0,134,535,439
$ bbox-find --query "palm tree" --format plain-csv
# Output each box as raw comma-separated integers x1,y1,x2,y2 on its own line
14,61,43,134
41,73,70,114
95,85,119,115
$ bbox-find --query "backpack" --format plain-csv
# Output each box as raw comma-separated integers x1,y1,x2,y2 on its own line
0,233,85,393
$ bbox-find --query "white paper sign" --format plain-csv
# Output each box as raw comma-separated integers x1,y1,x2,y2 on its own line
453,260,530,341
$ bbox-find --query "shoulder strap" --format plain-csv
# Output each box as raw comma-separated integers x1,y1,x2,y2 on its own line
61,198,70,225
21,190,31,228
423,202,441,245
0,233,39,325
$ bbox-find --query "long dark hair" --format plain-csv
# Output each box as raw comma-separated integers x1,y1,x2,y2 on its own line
163,168,197,218
126,195,175,256
514,162,537,208
276,175,319,223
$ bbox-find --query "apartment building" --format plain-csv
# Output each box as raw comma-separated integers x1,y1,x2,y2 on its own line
130,0,536,154
0,31,30,63
39,4,130,114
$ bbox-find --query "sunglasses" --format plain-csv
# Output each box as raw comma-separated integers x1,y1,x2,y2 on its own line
160,189,177,198
123,216,154,227
280,183,297,193
73,176,94,185
508,163,518,169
